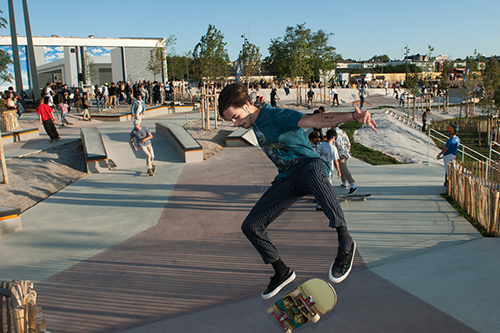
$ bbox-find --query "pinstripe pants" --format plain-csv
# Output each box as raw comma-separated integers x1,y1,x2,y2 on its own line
241,158,346,264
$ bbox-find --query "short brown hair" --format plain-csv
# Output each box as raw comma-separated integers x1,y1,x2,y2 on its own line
218,82,251,118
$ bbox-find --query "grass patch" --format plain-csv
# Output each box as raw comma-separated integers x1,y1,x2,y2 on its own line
339,122,403,165
440,193,489,236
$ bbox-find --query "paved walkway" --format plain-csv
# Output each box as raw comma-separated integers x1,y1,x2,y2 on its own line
1,97,499,333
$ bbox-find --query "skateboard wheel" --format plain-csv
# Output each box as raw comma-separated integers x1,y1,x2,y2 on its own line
285,329,291,333
292,289,301,297
267,306,274,314
311,314,320,323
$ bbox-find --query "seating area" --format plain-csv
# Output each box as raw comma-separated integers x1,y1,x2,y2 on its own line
155,121,203,163
80,127,116,173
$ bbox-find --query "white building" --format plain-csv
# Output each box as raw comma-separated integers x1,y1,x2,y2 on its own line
0,35,165,96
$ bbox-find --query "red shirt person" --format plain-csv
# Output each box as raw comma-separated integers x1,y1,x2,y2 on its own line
36,98,60,142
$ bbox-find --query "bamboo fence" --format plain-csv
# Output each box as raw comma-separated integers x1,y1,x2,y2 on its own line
0,280,48,333
448,160,500,236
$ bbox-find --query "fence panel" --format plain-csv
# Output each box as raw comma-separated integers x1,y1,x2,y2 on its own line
449,160,500,236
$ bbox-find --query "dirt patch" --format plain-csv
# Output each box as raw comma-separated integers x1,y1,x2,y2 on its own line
0,141,87,212
184,119,236,160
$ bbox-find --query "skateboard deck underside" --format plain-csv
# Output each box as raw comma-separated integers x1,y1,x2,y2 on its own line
271,278,336,331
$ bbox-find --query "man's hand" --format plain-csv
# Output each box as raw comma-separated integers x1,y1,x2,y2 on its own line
352,106,378,132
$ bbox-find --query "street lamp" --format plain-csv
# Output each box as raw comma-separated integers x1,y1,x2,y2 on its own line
241,34,249,88
405,45,410,79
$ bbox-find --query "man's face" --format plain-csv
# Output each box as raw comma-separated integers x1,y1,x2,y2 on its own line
222,102,253,129
135,123,141,130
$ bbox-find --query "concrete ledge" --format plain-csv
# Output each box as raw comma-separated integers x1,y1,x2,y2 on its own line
1,127,39,145
156,121,203,163
226,127,258,147
89,104,199,122
0,205,21,235
80,127,112,173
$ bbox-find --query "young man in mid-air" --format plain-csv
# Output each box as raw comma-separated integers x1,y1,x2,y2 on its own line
218,83,377,299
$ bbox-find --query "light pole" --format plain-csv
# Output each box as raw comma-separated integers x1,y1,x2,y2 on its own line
405,45,410,80
241,34,248,88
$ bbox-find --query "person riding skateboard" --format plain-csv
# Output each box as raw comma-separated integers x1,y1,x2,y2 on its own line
218,83,378,299
129,120,156,176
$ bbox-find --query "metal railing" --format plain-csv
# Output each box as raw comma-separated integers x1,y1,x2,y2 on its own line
427,128,489,165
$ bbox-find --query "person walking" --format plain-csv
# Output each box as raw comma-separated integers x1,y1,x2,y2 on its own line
101,83,109,111
331,86,339,106
56,100,71,126
131,94,146,121
36,98,60,143
310,129,342,211
334,126,357,194
422,108,429,132
358,86,366,109
82,92,91,121
129,120,156,176
437,124,459,187
307,88,315,109
217,82,377,299
270,88,279,108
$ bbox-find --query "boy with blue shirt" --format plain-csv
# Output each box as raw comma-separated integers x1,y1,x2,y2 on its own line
218,83,378,299
437,124,460,187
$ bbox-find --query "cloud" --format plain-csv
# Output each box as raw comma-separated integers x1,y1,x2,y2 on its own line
55,46,63,52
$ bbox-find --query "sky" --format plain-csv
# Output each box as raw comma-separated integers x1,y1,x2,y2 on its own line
3,0,500,63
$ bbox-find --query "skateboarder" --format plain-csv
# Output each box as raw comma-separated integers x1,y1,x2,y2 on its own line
36,98,60,143
218,83,377,299
129,120,156,176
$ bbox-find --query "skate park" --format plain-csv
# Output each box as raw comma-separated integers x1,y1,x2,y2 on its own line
1,89,499,333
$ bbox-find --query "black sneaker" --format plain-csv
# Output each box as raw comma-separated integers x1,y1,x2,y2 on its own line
329,240,356,283
348,187,358,195
262,268,296,299
340,183,348,188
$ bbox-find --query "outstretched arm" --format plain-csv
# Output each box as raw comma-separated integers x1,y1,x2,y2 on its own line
298,106,378,132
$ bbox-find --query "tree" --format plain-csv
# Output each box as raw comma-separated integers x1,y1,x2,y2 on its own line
192,24,230,81
480,57,500,116
83,51,98,85
0,10,12,86
238,39,262,85
439,60,454,90
264,23,339,83
309,29,340,82
148,35,176,82
460,50,483,120
167,53,194,81
370,54,390,62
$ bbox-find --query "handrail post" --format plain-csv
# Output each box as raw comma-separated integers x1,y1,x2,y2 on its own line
427,128,431,165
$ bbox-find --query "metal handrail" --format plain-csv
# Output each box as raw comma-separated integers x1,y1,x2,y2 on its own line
489,141,500,162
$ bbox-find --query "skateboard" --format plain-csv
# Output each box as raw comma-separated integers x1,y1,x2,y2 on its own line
338,193,371,202
268,278,337,332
